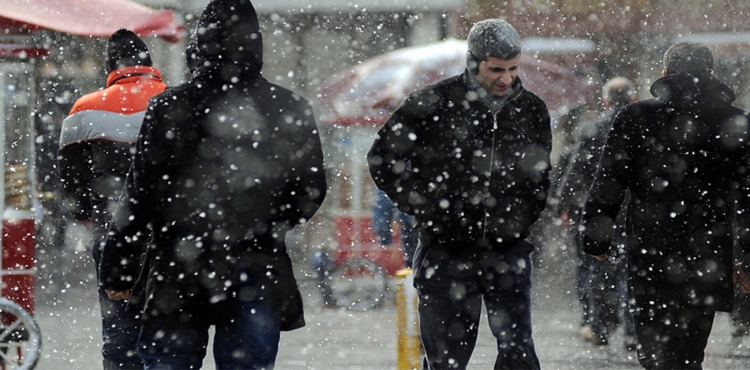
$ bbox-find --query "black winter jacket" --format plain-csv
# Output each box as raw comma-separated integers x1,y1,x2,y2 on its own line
582,72,750,312
368,72,551,251
98,0,327,331
555,110,616,216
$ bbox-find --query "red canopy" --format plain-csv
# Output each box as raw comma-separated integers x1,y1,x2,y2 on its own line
0,0,183,42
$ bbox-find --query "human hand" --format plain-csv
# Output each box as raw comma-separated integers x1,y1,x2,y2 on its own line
105,290,131,301
734,263,750,294
592,254,608,261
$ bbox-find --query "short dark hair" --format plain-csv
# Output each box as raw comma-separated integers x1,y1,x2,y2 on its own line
663,42,713,76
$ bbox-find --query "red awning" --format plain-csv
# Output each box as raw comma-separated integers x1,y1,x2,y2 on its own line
0,0,183,42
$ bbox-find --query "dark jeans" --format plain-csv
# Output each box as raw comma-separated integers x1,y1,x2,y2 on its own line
92,241,143,370
138,298,281,370
635,303,714,369
571,219,634,339
587,254,636,339
574,235,591,326
413,240,540,370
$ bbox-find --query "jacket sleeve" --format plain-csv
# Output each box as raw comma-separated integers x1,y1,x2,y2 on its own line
98,104,159,291
524,99,552,227
581,109,631,256
736,135,750,271
281,99,328,225
57,116,94,222
367,94,428,215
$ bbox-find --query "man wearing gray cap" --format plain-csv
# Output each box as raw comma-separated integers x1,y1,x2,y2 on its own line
369,19,550,369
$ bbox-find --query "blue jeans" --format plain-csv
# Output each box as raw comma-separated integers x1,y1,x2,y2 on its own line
92,241,143,369
413,241,541,369
138,298,281,370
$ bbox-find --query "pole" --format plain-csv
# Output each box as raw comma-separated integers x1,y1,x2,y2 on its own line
396,268,421,370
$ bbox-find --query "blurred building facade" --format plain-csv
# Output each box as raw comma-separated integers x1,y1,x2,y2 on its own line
465,0,750,109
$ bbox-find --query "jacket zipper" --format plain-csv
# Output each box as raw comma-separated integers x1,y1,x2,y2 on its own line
478,89,521,243
482,108,498,242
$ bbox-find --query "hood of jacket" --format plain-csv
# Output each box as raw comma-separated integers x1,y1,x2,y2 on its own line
186,0,263,80
650,71,735,113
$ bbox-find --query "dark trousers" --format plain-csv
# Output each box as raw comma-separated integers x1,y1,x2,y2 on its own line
138,298,281,370
92,241,143,370
587,254,636,339
413,240,540,370
635,303,714,369
571,218,635,339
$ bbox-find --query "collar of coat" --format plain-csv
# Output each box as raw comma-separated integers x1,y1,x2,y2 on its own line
650,71,735,112
461,68,524,112
106,65,163,88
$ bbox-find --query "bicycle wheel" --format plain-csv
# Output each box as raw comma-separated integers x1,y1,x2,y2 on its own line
329,258,387,311
0,298,41,370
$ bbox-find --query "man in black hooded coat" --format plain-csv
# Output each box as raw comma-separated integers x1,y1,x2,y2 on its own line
98,0,327,368
582,42,750,369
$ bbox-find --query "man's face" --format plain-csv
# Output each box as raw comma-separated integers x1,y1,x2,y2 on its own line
475,55,521,97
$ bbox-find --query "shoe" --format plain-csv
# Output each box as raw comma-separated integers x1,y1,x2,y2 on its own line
624,336,637,351
581,325,608,345
729,335,747,357
732,326,749,338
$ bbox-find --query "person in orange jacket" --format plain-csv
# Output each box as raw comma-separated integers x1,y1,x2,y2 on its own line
58,28,166,370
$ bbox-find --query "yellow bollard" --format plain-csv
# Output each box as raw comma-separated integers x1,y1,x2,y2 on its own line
396,268,422,370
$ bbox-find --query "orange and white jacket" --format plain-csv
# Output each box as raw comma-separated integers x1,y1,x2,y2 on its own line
58,65,166,239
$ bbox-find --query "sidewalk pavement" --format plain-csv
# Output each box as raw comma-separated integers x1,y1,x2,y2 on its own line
31,222,750,369
34,257,750,370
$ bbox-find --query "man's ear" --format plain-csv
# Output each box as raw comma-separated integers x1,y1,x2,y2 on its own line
661,70,667,77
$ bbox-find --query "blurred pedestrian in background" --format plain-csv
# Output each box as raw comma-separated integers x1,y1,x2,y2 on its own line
372,189,418,268
58,28,165,370
582,42,750,369
98,0,327,368
555,77,638,349
369,18,551,369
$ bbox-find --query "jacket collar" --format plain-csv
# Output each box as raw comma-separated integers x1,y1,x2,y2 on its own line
106,65,163,87
650,72,735,112
461,68,524,108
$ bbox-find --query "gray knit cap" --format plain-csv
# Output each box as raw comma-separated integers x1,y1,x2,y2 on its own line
468,19,521,60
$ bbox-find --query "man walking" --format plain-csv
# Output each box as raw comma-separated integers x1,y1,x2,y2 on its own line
556,77,638,348
58,28,166,369
582,42,750,369
368,19,551,369
98,0,327,369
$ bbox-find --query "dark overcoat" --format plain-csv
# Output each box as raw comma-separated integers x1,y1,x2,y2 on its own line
99,0,327,331
368,73,551,253
583,72,750,312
